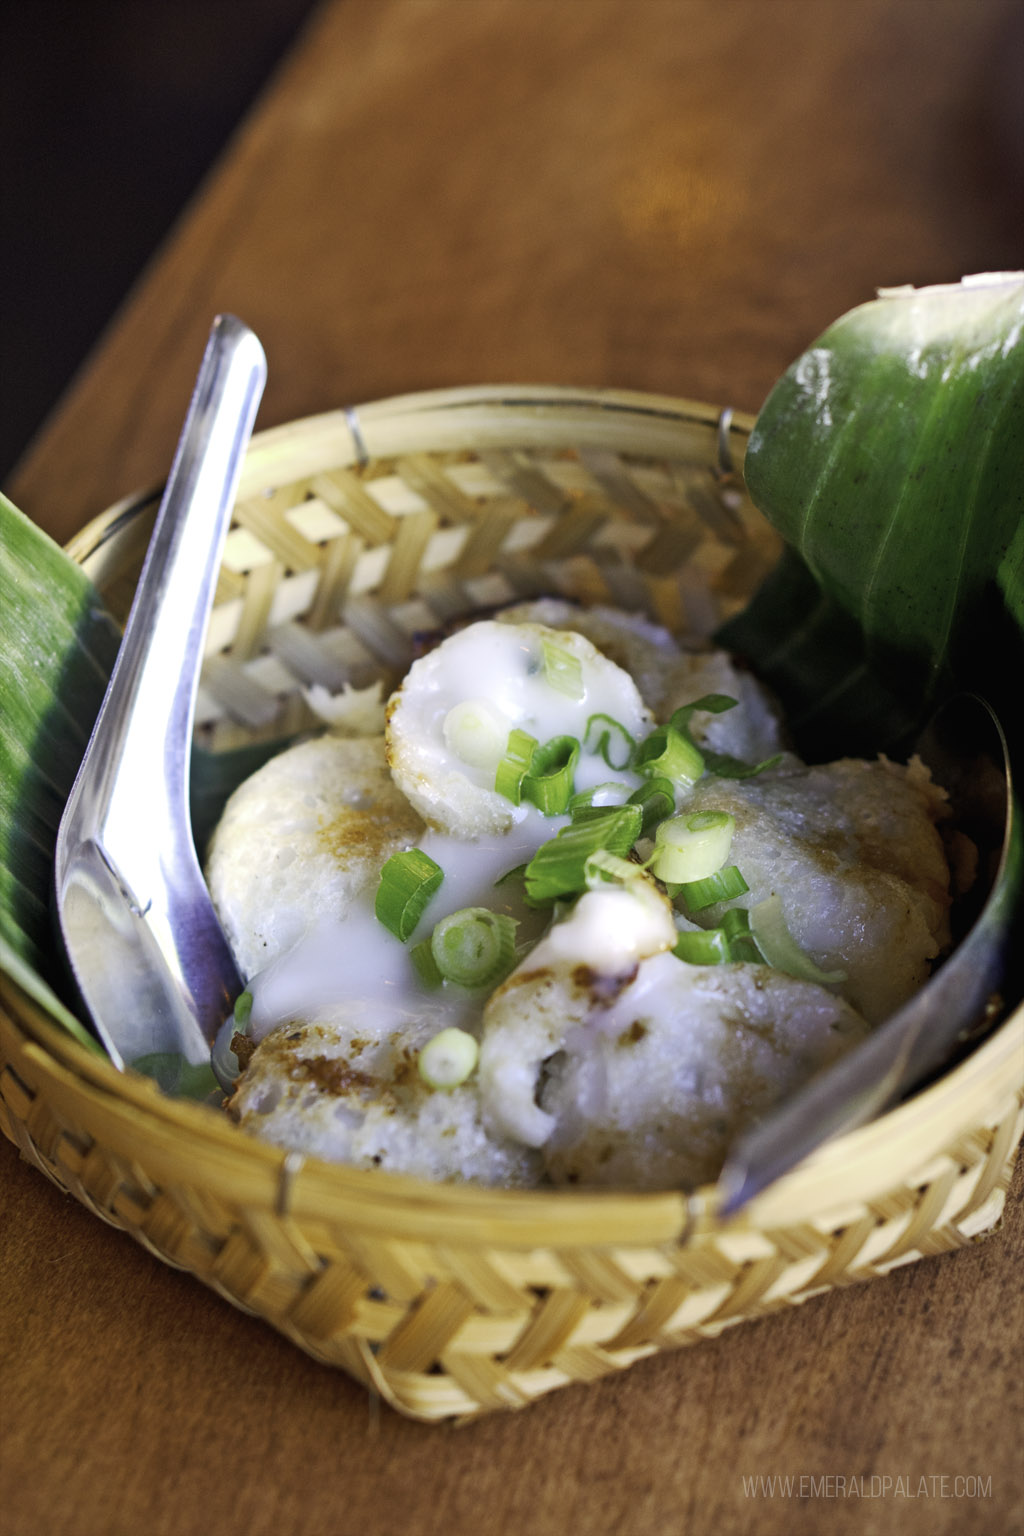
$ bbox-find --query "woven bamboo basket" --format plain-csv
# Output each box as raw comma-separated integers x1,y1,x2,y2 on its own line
2,385,1022,1423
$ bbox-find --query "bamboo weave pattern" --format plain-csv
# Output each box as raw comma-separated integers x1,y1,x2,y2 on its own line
4,389,1021,1422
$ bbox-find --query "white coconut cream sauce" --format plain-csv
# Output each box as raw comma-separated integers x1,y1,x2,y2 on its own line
386,622,652,837
419,622,648,791
246,812,555,1040
245,620,653,1046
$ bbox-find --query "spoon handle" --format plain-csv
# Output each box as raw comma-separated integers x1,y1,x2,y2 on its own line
84,316,266,856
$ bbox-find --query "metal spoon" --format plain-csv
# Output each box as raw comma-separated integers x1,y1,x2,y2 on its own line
715,692,1019,1216
53,315,266,1095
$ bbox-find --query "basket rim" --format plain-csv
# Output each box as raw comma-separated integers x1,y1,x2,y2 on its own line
8,384,1020,1243
5,962,1022,1240
66,382,759,571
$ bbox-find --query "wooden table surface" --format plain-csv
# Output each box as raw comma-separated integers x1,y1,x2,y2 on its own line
3,3,1023,1533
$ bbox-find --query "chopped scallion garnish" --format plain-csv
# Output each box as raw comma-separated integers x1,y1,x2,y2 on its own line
568,802,644,843
671,905,763,965
522,734,580,815
429,907,519,989
495,727,539,804
674,863,749,911
410,938,444,989
748,894,847,985
375,848,444,940
543,639,585,699
418,1027,480,1090
584,849,643,889
672,927,732,965
627,775,676,834
720,906,764,963
583,712,636,771
650,810,734,885
703,747,783,779
667,693,738,734
443,699,510,769
568,782,631,815
524,803,642,904
634,721,705,790
636,694,743,792
668,693,781,780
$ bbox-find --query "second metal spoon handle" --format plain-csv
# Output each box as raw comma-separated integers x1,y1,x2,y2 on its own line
85,315,267,856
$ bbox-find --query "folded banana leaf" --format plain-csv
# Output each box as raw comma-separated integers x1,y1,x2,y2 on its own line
0,494,118,1049
720,272,1024,759
0,493,274,1052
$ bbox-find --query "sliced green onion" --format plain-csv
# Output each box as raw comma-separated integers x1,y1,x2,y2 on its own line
443,699,509,769
569,802,643,846
672,903,765,967
634,722,705,790
568,782,631,815
542,639,584,699
667,694,781,781
672,927,732,965
375,848,444,940
667,693,738,734
233,989,254,1030
749,894,847,985
674,863,749,912
583,712,636,771
522,734,579,815
704,748,784,780
495,727,539,804
418,1027,480,1090
524,803,643,904
719,907,763,962
636,694,741,792
584,849,643,889
651,810,734,885
410,939,443,989
430,907,519,989
724,935,763,964
627,775,676,834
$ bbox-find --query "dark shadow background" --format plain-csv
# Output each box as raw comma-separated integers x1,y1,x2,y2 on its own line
0,0,322,481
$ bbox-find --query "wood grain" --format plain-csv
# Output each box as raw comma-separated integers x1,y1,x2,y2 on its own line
3,2,1023,1532
9,0,1021,545
3,1134,1021,1536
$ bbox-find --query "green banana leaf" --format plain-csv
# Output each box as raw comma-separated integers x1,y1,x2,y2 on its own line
0,492,278,1058
720,272,1024,759
0,493,119,1050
